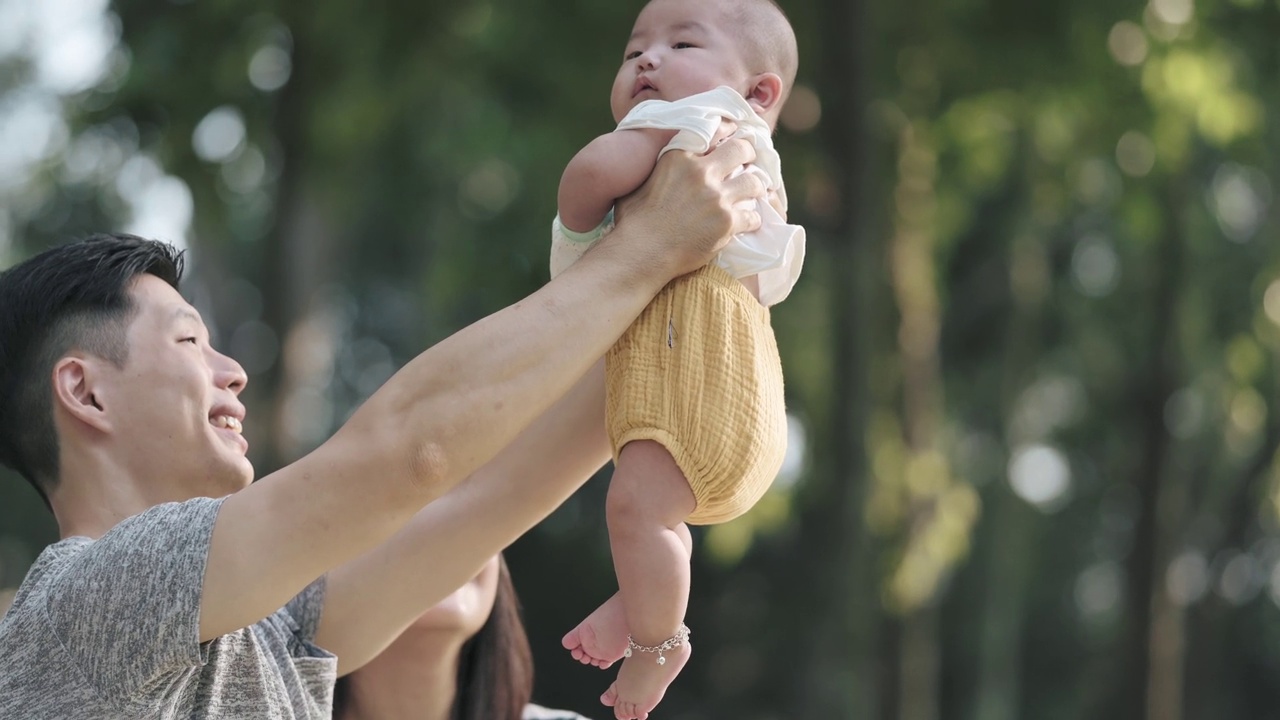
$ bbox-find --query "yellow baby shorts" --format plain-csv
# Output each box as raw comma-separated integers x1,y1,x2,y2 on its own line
605,264,788,525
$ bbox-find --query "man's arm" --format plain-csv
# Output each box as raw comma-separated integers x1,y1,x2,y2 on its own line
198,139,766,642
316,360,608,674
557,128,676,234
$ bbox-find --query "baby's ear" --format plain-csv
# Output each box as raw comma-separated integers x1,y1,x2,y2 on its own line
746,73,784,115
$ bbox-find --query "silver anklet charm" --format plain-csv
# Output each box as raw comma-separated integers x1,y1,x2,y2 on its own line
624,623,690,665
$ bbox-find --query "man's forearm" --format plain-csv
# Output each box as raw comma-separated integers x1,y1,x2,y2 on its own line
205,242,659,642
353,240,653,502
317,362,610,673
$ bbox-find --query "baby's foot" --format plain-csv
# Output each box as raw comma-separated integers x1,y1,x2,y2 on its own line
600,638,692,720
562,593,630,669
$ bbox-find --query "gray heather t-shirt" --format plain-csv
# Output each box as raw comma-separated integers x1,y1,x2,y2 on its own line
0,497,337,719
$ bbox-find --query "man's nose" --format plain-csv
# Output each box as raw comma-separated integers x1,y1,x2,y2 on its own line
212,350,249,394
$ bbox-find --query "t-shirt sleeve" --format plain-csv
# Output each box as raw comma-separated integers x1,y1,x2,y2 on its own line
281,574,328,645
43,497,225,703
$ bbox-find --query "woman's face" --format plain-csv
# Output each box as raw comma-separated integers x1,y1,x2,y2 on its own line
410,556,502,637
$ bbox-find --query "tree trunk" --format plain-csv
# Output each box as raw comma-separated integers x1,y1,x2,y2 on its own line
793,0,877,714
973,153,1052,720
1118,177,1187,720
886,119,946,720
259,9,338,470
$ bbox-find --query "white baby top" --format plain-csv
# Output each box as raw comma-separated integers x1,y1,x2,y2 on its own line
551,85,806,307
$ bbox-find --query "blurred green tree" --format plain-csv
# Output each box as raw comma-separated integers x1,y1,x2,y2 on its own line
1,0,1277,718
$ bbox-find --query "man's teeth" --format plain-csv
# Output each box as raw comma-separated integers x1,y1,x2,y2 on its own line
213,415,243,433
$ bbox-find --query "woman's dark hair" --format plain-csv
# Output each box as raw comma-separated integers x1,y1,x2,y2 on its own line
455,557,535,720
334,556,534,720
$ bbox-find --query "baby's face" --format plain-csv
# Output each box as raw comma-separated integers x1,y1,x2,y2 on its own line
610,0,752,122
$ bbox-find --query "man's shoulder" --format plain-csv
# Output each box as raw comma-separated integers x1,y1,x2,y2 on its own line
0,556,107,718
1,535,92,610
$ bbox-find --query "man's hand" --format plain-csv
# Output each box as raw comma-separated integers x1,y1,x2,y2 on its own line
608,138,766,278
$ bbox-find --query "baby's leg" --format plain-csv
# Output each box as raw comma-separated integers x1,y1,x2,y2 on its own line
563,526,693,669
599,440,696,720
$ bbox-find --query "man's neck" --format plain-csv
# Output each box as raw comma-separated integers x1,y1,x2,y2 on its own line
340,629,467,720
51,455,173,539
53,492,147,540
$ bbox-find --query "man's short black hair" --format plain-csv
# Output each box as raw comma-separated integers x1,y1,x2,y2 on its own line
0,233,185,508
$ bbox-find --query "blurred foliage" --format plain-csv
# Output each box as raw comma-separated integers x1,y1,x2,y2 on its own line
1,0,1279,718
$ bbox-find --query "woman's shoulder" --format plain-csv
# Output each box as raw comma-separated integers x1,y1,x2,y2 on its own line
523,702,594,720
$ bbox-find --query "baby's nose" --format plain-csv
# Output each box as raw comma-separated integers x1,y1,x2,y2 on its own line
638,49,660,69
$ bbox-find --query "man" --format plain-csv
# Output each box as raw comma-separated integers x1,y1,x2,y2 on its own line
0,140,764,718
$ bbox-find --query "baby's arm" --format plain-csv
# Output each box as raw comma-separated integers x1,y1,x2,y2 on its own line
558,128,677,233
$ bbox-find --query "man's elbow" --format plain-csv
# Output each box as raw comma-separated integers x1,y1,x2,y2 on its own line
406,439,451,496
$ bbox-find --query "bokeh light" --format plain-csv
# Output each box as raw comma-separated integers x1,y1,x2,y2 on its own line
1150,0,1194,26
1164,387,1206,439
1209,163,1270,242
1076,561,1124,617
1072,235,1121,298
192,106,247,164
1217,551,1262,605
774,414,808,489
459,158,521,218
0,91,68,191
1116,131,1156,177
1008,444,1072,512
1264,279,1280,327
27,0,118,95
780,85,822,133
1166,551,1210,606
1108,21,1149,67
249,45,292,92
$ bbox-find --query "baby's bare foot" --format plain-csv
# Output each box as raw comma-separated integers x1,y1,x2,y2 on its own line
600,638,691,720
562,593,630,669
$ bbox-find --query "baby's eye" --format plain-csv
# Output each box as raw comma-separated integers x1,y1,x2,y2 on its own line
673,42,696,49
181,337,198,345
625,50,642,60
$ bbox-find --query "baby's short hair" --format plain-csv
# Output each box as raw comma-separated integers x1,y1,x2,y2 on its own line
722,0,799,104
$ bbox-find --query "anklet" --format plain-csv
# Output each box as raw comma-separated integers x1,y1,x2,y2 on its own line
624,623,691,665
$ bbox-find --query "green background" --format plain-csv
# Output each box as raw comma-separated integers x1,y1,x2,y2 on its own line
1,0,1278,717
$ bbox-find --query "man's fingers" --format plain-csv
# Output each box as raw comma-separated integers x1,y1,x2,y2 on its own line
725,169,767,205
704,137,756,174
766,189,786,217
730,208,763,239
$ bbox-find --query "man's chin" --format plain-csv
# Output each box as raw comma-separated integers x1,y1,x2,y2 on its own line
214,458,255,495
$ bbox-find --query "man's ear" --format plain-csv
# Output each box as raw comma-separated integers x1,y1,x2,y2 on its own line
52,357,111,434
746,73,785,116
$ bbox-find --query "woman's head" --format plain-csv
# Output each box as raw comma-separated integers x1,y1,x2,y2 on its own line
334,555,534,720
452,556,534,720
412,555,502,638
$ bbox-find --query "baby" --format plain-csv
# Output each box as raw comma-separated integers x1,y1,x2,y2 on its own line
551,1,803,718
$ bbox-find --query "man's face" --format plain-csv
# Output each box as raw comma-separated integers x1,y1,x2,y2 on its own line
610,0,751,122
94,274,252,498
